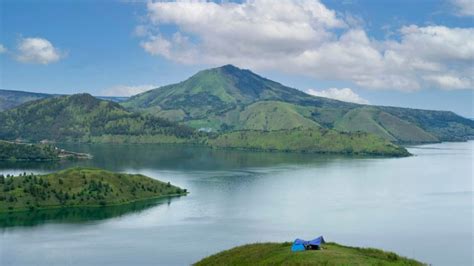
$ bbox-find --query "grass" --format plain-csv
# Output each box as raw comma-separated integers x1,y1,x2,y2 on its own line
208,128,410,157
194,242,424,266
239,101,320,131
334,107,440,144
0,167,187,213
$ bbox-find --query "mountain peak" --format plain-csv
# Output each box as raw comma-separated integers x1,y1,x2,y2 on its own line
218,64,242,72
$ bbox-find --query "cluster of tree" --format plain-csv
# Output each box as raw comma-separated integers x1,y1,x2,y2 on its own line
0,168,188,212
0,141,59,161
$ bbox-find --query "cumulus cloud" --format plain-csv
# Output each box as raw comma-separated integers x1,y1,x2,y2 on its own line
306,88,369,104
16,37,63,64
451,0,474,16
0,44,6,54
100,84,157,97
137,0,474,91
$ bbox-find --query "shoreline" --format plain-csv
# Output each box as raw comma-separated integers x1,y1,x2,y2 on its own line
0,192,188,214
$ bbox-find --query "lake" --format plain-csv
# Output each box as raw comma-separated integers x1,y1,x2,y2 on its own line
0,141,472,266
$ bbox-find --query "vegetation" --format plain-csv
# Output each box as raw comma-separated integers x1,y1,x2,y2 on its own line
194,242,423,266
0,140,91,161
0,167,187,213
208,128,410,156
0,93,197,143
123,65,473,143
0,141,59,161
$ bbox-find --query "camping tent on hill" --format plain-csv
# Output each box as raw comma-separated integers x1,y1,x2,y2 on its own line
291,236,325,252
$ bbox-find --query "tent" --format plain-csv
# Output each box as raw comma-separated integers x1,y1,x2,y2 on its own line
291,236,325,252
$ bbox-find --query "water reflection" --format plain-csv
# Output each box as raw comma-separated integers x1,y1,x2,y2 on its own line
0,196,182,229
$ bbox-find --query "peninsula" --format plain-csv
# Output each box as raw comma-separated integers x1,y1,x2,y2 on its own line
0,167,187,213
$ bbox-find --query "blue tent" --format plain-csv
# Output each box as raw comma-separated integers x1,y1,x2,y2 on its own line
291,236,325,252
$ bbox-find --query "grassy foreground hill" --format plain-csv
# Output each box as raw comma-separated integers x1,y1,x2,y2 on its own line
0,167,187,213
194,242,423,266
123,65,474,143
208,129,410,156
0,93,196,143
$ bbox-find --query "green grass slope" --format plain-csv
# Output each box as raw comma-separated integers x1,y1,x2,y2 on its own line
238,101,319,131
194,242,423,266
0,167,187,213
0,93,197,143
334,107,398,142
379,106,474,142
208,128,410,156
334,107,438,143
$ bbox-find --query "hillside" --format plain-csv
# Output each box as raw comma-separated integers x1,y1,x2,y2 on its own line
123,65,474,143
0,167,187,213
194,242,423,266
208,129,410,157
0,94,196,143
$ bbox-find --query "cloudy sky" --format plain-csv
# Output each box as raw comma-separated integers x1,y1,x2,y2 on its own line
0,0,473,117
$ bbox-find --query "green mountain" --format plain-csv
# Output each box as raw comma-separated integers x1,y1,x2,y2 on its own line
0,93,195,143
0,89,128,112
123,65,474,143
0,167,186,213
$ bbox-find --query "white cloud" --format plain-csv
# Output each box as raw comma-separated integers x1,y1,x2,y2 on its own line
100,84,157,97
16,37,63,64
0,44,6,54
451,0,474,16
306,88,369,104
138,0,474,91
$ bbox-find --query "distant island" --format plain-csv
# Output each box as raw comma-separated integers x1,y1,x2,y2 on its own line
194,242,423,265
0,140,91,161
0,167,187,213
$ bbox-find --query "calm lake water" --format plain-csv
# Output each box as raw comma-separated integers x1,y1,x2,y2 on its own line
0,142,472,266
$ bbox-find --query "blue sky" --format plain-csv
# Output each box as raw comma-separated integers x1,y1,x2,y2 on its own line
0,0,473,117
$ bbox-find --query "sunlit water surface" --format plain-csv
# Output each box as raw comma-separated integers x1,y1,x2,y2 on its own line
0,141,472,266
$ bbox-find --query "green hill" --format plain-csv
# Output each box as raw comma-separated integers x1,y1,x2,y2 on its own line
0,167,187,213
208,129,410,157
123,65,474,143
0,93,196,143
194,242,423,266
